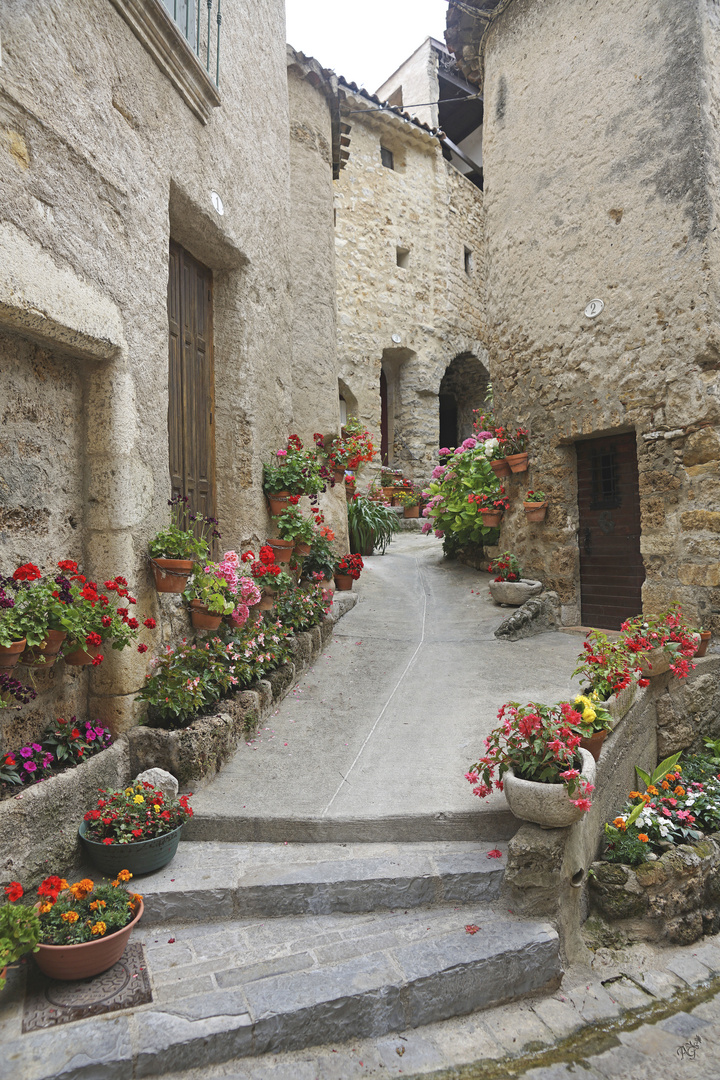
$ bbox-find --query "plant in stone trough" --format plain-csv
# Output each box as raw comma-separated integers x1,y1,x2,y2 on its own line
620,604,699,679
466,700,594,811
571,694,613,736
487,552,522,582
573,629,642,703
83,783,193,844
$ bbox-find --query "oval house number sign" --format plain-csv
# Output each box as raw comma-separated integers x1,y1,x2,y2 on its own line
584,299,604,318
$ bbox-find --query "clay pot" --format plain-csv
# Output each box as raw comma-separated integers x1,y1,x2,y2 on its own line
696,631,712,658
403,505,420,519
0,639,28,669
34,900,144,981
152,558,193,594
506,452,529,473
293,541,311,557
267,491,291,516
524,501,548,523
267,538,293,565
321,577,335,594
579,729,608,763
504,749,595,829
333,468,346,484
259,589,276,612
479,509,503,528
64,641,102,666
491,459,511,479
334,573,354,591
22,629,67,667
189,600,222,631
381,487,394,501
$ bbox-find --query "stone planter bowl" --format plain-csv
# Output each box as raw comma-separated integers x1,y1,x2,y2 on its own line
504,748,596,828
488,579,543,606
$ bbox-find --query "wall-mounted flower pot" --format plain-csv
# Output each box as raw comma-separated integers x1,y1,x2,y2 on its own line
64,642,102,666
579,729,608,763
152,558,193,594
22,629,67,666
403,505,420,518
524,501,548,523
266,491,291,516
506,452,529,473
266,538,293,565
381,487,394,501
491,459,511,479
479,509,504,528
259,589,277,611
293,541,312,557
696,631,712,657
189,600,222,631
334,574,353,591
0,639,28,669
333,469,345,484
34,900,144,981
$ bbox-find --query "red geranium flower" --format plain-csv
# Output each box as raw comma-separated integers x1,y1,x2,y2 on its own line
4,882,23,902
86,632,102,647
91,654,104,666
143,618,156,629
137,643,148,653
13,563,41,582
57,560,78,572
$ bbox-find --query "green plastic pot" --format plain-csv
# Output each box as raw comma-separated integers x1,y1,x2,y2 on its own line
78,820,183,876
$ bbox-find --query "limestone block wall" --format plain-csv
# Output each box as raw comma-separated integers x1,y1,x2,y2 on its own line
0,1,340,743
478,0,720,630
335,105,486,485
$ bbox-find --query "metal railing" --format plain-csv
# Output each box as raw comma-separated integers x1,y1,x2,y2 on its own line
161,0,222,86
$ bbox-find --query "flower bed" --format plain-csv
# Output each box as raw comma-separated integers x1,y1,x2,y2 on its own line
1,718,112,802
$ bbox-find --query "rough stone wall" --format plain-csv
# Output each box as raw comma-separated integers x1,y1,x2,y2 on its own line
0,1,340,741
477,0,720,630
335,106,486,485
374,38,440,128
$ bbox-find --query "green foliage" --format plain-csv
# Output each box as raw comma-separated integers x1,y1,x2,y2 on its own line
274,505,316,544
0,902,41,988
602,828,649,866
301,533,337,579
424,443,501,547
38,880,139,946
262,436,326,495
148,496,219,560
182,564,236,615
347,495,399,555
274,584,330,632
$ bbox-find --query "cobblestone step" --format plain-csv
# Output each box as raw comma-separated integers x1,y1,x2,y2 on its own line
2,905,561,1079
89,841,508,925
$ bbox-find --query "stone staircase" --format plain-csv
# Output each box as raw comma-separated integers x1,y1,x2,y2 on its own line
2,841,563,1080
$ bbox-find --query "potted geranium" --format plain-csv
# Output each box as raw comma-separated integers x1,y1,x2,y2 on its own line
80,782,193,875
301,529,338,590
466,700,595,828
149,496,221,593
182,563,236,630
0,562,72,667
0,576,28,669
16,872,143,980
273,501,318,559
263,435,327,510
523,490,549,523
335,553,364,591
57,569,145,666
470,489,510,528
486,552,543,606
1,883,41,989
319,419,375,483
250,547,293,611
505,427,530,472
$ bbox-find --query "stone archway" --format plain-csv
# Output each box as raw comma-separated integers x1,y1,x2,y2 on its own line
438,353,491,449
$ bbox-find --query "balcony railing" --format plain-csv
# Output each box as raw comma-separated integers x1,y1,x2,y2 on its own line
161,0,222,86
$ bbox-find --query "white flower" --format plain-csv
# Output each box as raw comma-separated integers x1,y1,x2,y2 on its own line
483,438,499,458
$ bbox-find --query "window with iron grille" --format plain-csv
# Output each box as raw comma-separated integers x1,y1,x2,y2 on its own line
160,0,222,86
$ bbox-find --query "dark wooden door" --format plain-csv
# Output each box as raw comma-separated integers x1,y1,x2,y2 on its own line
576,433,644,629
167,240,216,528
380,368,389,465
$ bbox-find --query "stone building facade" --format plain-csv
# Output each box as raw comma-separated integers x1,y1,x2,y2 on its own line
334,40,487,484
0,2,346,749
447,0,720,633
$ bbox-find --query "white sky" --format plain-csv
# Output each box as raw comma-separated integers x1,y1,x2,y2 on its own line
285,0,449,94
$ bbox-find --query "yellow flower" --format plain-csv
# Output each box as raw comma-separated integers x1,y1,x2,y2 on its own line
91,921,107,936
582,708,596,723
153,804,160,812
117,869,133,882
61,910,79,923
39,902,53,914
133,795,145,804
124,788,134,797
575,695,591,708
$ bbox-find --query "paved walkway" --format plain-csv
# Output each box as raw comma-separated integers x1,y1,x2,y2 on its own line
190,534,581,841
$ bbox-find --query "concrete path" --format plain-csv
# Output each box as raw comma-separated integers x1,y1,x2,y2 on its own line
188,534,582,842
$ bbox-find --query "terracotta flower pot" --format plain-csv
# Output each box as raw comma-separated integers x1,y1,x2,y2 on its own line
504,749,595,829
696,631,712,658
152,558,193,594
524,501,548,523
293,541,312,557
267,491,291,516
381,487,394,501
479,509,503,528
506,452,529,473
403,505,420,518
267,538,293,565
189,600,222,631
259,588,277,611
321,577,335,594
579,729,608,763
64,642,102,666
34,900,144,981
22,629,67,667
334,573,354,591
491,459,512,479
333,468,346,484
0,639,28,669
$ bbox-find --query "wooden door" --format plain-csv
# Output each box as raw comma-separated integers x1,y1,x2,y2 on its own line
167,240,216,530
380,368,389,465
576,433,644,629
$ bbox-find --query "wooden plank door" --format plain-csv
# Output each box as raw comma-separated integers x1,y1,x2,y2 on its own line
167,240,216,532
576,433,645,629
380,367,389,465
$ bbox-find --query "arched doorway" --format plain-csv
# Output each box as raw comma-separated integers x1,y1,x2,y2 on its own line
438,353,490,450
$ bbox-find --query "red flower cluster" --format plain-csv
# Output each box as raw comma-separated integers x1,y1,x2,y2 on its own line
259,546,276,565
241,550,254,563
38,875,67,904
337,553,364,580
4,881,23,902
85,631,102,647
13,563,42,582
288,495,301,505
57,560,78,573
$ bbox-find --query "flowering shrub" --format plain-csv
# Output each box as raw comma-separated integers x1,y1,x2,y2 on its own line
337,553,364,580
422,442,501,544
263,435,327,496
83,782,193,844
506,427,530,454
1,717,112,798
301,529,338,580
182,563,236,616
249,547,293,592
488,552,522,582
469,489,510,512
274,584,331,632
12,872,142,945
573,629,641,701
149,495,221,561
466,701,595,811
621,604,698,679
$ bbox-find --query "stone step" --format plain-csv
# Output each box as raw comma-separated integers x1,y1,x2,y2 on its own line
87,841,508,925
4,905,562,1079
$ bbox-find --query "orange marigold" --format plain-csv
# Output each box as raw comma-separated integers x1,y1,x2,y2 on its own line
674,786,685,796
629,791,642,799
647,785,659,796
69,878,95,900
661,781,670,790
638,834,649,843
612,818,627,831
61,910,79,923
116,869,133,883
38,902,53,914
90,921,107,936
89,899,107,911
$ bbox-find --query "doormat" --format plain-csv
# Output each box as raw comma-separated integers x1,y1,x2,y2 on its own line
22,942,152,1032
